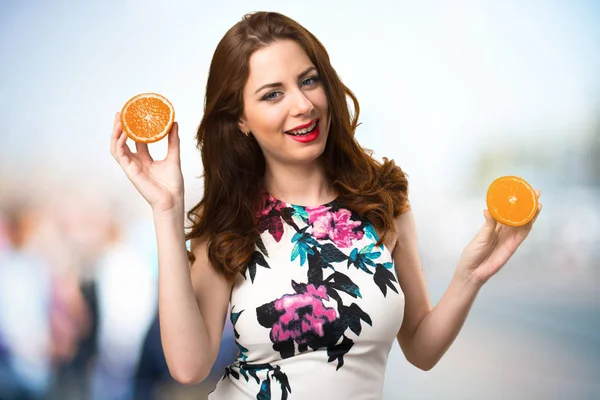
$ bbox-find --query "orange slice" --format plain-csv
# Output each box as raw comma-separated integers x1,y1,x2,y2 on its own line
486,176,538,227
120,93,175,143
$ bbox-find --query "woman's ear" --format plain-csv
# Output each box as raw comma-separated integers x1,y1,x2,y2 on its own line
238,119,249,136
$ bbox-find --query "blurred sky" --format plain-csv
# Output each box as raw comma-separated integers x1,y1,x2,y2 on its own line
1,0,599,204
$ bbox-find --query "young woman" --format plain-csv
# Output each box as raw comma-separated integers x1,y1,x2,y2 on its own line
110,11,542,400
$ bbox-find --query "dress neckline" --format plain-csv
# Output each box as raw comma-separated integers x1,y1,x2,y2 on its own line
267,193,338,209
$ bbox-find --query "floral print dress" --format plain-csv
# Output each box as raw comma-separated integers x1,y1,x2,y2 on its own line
209,195,405,400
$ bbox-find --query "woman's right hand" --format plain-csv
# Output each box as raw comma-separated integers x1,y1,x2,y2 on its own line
110,112,184,214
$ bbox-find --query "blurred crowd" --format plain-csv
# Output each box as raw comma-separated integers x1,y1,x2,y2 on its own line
0,187,237,400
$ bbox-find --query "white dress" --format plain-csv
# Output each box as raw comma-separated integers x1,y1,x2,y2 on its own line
209,195,405,400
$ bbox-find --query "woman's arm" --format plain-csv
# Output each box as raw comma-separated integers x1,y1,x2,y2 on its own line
392,209,479,369
110,114,231,385
154,210,232,385
393,196,541,370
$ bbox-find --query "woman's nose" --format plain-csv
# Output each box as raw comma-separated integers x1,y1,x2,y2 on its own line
291,90,314,116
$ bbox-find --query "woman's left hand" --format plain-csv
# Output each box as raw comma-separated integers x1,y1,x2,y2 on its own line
457,190,542,287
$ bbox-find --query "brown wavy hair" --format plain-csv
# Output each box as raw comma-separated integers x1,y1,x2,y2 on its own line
186,11,409,281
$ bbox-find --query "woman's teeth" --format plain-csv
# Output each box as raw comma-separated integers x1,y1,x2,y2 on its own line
286,120,318,136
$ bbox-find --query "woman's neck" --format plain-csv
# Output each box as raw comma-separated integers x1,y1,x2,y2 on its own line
263,160,336,207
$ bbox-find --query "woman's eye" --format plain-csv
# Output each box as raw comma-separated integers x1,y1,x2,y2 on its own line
261,76,320,101
302,76,320,87
263,91,281,101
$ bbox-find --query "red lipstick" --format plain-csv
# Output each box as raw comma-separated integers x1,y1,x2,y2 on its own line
287,118,318,132
289,124,319,143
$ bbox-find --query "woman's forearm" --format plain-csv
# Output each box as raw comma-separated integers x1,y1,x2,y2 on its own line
153,207,213,383
402,273,481,370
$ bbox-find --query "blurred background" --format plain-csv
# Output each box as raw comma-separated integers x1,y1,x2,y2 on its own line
1,0,599,399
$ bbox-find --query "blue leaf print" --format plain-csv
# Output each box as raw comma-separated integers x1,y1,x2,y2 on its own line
359,243,375,255
347,248,371,273
291,242,301,263
227,362,291,399
291,241,315,266
299,246,307,266
357,260,373,274
292,205,309,224
364,223,380,244
290,228,308,243
239,366,249,381
291,228,319,247
364,258,377,268
348,244,383,274
291,229,317,266
360,243,381,260
231,310,244,326
257,377,271,400
236,341,249,362
349,248,358,264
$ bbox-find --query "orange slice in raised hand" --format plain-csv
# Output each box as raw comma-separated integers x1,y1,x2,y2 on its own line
486,176,538,227
120,93,175,143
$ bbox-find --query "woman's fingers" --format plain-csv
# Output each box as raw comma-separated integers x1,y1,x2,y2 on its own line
531,202,543,224
110,112,122,158
135,141,153,162
115,124,134,166
530,189,543,225
166,122,180,165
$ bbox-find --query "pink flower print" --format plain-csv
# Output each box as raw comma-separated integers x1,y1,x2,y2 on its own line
306,205,331,224
270,284,337,345
309,208,363,248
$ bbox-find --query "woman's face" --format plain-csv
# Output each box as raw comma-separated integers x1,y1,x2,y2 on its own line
239,39,330,167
